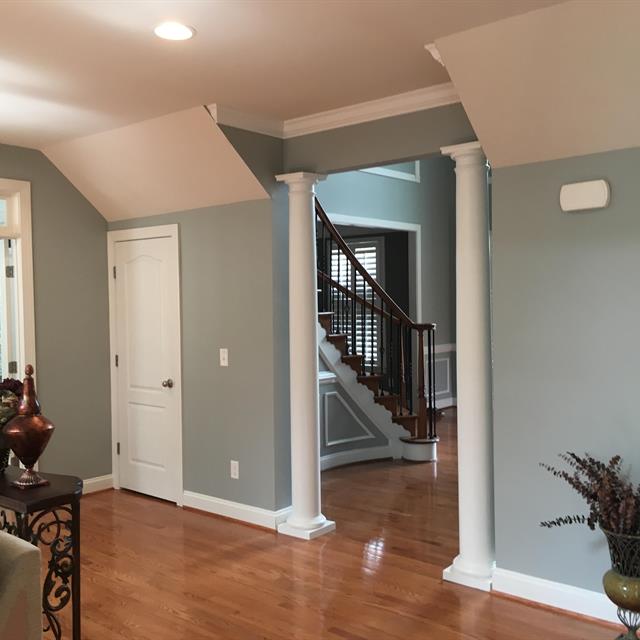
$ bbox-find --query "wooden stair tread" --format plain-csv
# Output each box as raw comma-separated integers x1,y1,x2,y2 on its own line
356,374,383,394
341,353,364,375
374,393,400,415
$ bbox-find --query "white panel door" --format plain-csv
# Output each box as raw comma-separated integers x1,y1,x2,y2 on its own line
114,232,181,502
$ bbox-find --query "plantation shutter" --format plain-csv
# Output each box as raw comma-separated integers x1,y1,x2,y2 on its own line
330,238,383,368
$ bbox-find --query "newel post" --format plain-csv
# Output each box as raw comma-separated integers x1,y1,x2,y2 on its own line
275,172,335,540
441,141,495,591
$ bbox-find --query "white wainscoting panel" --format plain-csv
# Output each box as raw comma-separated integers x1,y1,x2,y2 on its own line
323,391,376,447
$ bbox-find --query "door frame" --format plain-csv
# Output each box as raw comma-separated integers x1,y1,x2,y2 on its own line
107,224,184,505
0,178,36,378
327,212,422,322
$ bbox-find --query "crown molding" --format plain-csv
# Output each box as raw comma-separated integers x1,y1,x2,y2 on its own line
207,103,284,138
210,82,459,140
282,82,459,138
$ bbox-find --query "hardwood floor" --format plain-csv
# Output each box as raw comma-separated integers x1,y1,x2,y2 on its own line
74,410,613,639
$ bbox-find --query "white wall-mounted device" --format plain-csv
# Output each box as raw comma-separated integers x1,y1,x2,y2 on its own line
560,179,610,212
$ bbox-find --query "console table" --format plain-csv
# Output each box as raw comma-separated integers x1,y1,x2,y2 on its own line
0,468,82,640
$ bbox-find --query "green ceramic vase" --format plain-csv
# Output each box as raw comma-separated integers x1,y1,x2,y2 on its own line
602,528,640,640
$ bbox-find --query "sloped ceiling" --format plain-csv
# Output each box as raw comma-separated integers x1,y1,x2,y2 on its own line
43,107,268,221
1,0,560,149
436,0,640,168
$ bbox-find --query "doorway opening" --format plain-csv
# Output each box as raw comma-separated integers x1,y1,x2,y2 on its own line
313,156,458,533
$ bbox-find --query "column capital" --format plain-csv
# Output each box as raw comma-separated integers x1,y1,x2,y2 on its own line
441,141,486,166
275,172,326,193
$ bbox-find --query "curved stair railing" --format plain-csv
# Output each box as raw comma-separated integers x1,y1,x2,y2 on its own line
315,198,437,442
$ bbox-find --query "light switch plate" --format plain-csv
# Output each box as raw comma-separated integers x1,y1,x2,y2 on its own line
230,460,239,479
219,348,229,367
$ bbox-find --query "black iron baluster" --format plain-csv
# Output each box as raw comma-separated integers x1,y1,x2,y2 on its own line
426,327,433,439
407,328,413,414
369,286,374,375
380,301,385,393
388,310,394,397
430,328,437,439
360,273,365,361
350,264,356,354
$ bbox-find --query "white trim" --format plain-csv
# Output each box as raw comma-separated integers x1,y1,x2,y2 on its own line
183,490,292,530
208,104,284,138
492,568,618,624
209,82,459,140
323,391,376,447
318,323,410,459
435,357,451,396
107,224,184,505
360,161,421,183
424,43,445,67
327,213,422,324
283,82,459,138
0,179,36,379
436,395,456,409
83,475,113,494
321,445,393,471
318,370,337,385
433,343,456,354
443,562,494,592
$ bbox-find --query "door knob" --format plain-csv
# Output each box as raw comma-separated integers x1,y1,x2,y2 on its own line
161,378,174,389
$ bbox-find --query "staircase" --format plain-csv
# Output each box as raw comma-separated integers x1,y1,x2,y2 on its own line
318,311,420,436
315,199,438,458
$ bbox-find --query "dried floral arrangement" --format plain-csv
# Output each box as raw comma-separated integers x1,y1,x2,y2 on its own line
540,453,640,535
0,378,22,396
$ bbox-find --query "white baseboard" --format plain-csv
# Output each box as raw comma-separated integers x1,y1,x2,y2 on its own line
492,568,618,623
443,563,493,592
182,490,292,530
83,474,113,494
437,396,456,409
321,445,393,471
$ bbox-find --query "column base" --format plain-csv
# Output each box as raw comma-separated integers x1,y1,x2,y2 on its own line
278,519,336,540
401,437,438,462
443,557,494,592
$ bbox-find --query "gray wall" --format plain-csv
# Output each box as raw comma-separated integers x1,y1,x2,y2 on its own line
316,157,457,345
284,103,475,174
109,199,286,511
492,146,640,591
0,144,111,479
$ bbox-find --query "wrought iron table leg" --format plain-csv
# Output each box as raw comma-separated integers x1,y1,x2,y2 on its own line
71,497,81,640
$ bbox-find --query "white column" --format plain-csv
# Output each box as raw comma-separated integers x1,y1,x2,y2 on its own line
275,172,335,540
440,142,495,591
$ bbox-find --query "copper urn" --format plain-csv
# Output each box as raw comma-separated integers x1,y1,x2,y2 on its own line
3,365,55,488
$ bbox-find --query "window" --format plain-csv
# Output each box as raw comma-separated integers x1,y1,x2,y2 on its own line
360,161,421,183
0,180,35,380
330,238,383,368
0,239,18,379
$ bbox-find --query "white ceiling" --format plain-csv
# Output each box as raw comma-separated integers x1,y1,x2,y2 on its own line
1,0,561,149
437,0,640,167
43,107,268,221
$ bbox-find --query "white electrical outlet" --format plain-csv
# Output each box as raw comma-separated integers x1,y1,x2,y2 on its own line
219,348,229,367
230,460,239,479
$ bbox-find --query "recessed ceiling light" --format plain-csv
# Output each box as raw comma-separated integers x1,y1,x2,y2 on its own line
154,21,195,41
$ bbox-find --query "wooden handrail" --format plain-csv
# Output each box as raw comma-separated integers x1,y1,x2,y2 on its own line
316,199,424,329
316,196,438,441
